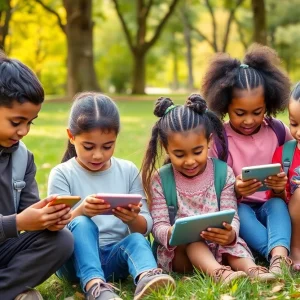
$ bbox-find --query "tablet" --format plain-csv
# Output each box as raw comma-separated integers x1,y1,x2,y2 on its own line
241,163,281,192
169,209,235,246
96,193,142,215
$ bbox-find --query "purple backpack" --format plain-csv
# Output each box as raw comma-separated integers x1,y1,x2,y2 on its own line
215,117,286,162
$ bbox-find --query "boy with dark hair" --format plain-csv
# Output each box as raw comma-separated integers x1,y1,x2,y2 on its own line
0,51,74,300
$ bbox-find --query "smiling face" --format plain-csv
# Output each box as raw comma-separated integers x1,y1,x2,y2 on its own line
228,86,266,136
68,128,117,172
165,129,210,178
288,99,300,143
0,100,41,148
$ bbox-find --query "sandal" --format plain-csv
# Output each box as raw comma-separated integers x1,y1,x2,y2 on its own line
269,255,292,276
248,266,276,282
212,266,247,286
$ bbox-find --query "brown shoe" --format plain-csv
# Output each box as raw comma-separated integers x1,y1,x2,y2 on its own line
248,266,276,282
14,290,43,300
269,255,292,276
212,266,247,286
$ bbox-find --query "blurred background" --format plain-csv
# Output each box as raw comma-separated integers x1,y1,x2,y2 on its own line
1,0,299,98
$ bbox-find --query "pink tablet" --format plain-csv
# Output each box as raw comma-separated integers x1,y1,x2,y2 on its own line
95,193,142,215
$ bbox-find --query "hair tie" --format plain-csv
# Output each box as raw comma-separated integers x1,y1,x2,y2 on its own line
164,105,176,115
240,63,249,69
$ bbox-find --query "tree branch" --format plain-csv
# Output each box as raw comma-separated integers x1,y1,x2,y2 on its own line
144,0,153,19
111,0,135,53
233,15,249,50
145,0,179,51
188,23,216,51
222,0,244,52
205,0,218,52
35,0,66,34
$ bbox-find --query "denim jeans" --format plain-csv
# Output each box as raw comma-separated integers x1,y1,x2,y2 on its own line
56,216,157,291
238,197,291,260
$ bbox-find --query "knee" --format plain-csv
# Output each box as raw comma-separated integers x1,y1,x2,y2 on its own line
267,197,288,211
69,215,98,232
127,232,149,247
238,203,252,217
53,228,74,261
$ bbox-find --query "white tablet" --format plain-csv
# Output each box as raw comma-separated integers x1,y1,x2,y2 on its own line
96,193,142,215
242,163,281,192
169,209,236,246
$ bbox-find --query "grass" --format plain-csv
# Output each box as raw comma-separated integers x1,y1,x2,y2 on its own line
22,99,297,299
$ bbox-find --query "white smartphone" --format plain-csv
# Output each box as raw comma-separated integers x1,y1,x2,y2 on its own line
95,193,142,215
241,163,281,191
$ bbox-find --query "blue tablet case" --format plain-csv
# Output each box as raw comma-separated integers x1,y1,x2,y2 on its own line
169,209,236,246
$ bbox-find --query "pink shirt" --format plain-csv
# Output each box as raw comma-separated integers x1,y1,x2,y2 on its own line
209,120,292,203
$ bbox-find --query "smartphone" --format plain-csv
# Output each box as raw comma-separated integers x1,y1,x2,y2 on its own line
241,163,281,191
48,195,81,207
95,193,142,215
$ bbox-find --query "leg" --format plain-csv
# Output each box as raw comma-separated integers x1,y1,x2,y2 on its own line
0,229,73,299
172,244,194,273
288,188,300,267
238,203,268,258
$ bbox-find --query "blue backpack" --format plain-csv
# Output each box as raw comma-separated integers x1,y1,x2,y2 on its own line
282,140,297,176
215,117,286,161
151,158,227,258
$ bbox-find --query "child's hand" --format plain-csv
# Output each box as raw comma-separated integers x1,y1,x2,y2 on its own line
112,202,142,224
16,195,71,231
264,171,287,194
168,225,174,241
235,174,262,197
80,194,111,217
200,222,236,246
47,209,72,231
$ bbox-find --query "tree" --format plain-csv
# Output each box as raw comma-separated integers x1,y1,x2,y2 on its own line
0,0,12,50
251,0,267,45
112,0,180,94
35,0,100,97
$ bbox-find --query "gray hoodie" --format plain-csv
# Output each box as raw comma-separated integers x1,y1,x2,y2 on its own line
0,142,39,243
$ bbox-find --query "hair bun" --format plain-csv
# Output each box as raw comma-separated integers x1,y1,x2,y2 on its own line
186,94,207,114
154,97,174,117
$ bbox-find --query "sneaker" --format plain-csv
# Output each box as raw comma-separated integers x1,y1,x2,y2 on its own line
269,255,293,276
85,282,122,300
248,266,276,282
212,265,247,286
134,268,176,300
14,290,43,300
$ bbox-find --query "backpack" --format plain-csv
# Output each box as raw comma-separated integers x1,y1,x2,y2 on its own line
215,117,286,161
11,141,28,212
281,140,297,176
151,158,227,258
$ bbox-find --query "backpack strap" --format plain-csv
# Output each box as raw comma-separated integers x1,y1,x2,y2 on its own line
212,158,227,210
12,141,28,213
282,140,297,176
159,164,177,225
265,117,286,146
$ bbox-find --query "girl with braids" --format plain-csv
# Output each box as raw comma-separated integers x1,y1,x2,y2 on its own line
141,94,276,285
48,92,175,300
203,44,293,275
271,82,300,271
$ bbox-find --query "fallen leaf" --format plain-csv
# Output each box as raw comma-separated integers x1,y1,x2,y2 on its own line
271,283,285,293
181,276,192,282
220,294,235,300
290,292,300,298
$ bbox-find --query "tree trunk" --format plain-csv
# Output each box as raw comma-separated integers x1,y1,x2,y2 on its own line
171,33,179,91
251,0,267,45
0,0,12,50
132,51,146,94
63,0,100,97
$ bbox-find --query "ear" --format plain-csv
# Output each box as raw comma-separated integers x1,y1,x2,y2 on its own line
208,133,213,149
67,129,75,144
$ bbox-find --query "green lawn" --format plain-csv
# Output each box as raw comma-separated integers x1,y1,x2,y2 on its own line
22,99,299,299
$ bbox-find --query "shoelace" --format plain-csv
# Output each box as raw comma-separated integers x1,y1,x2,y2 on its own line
248,266,269,276
144,268,163,277
91,281,120,298
271,255,293,268
212,266,232,281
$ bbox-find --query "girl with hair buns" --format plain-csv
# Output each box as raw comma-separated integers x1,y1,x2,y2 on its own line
141,94,275,285
203,44,293,276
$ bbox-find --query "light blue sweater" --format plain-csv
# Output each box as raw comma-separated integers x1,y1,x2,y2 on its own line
48,157,153,247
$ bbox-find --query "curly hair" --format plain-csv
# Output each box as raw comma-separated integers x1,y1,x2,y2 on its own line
201,44,290,120
141,94,226,206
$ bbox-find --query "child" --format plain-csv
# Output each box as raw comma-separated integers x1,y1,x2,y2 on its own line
203,44,293,275
271,82,300,270
47,92,175,300
0,52,74,299
141,94,276,285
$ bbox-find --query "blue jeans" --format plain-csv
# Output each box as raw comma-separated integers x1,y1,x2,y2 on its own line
238,197,291,260
56,216,157,291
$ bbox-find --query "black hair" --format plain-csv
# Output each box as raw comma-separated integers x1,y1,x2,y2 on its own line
62,92,120,162
141,94,226,205
0,50,44,107
291,82,300,102
201,44,290,120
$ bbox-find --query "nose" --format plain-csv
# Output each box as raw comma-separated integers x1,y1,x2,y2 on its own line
243,115,254,125
184,156,196,166
17,125,30,137
92,150,103,160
